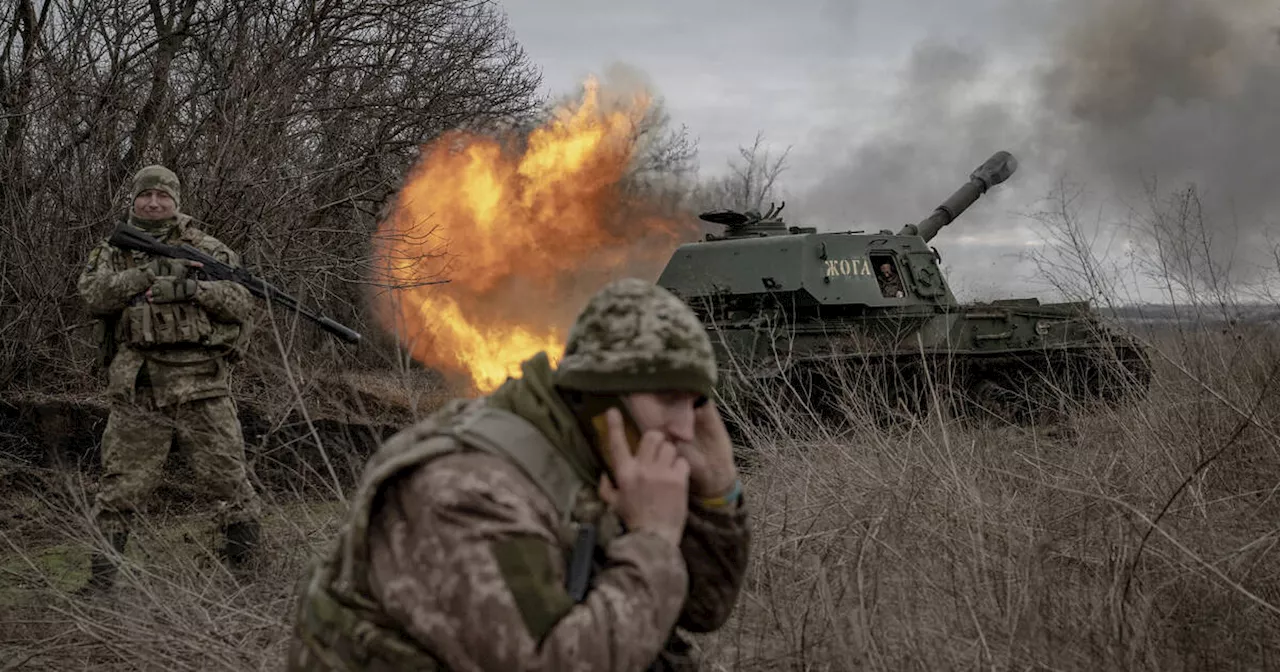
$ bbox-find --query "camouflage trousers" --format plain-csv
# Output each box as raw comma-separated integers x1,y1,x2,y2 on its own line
92,392,263,535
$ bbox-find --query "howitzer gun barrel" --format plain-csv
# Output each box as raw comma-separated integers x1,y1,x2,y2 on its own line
898,150,1018,243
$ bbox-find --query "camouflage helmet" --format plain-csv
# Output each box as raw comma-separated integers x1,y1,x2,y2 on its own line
553,278,717,397
132,164,181,210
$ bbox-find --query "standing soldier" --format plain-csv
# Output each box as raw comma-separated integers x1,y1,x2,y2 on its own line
288,278,751,671
77,165,264,591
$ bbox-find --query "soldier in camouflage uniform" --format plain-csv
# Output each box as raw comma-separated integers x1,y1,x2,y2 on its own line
288,278,751,671
78,165,263,590
878,261,905,298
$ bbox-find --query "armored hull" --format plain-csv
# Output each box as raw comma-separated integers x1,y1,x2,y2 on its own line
657,151,1152,424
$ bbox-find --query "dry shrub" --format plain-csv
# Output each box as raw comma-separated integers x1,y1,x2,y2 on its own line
694,320,1280,671
6,316,1279,670
690,173,1280,668
1,482,340,670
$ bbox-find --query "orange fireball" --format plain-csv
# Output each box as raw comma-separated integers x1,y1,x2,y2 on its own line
371,76,697,393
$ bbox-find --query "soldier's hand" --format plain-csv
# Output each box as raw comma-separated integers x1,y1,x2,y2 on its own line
683,400,739,500
167,259,204,278
147,277,200,303
598,408,690,548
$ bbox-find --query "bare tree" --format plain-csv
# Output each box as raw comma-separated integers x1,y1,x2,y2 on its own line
691,131,791,214
1022,177,1127,308
1127,180,1241,322
0,0,544,389
621,101,699,203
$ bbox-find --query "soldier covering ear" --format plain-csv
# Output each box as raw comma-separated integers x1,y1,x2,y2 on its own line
288,278,750,672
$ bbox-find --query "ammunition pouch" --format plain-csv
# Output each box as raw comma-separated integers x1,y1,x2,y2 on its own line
117,300,214,348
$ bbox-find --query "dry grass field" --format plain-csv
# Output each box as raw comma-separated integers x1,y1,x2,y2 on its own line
3,317,1279,671
4,1,1276,668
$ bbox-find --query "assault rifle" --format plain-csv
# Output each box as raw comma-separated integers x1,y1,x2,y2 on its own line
109,222,362,344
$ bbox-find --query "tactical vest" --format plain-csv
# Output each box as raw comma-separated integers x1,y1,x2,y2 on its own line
103,226,240,352
288,398,616,671
115,253,215,348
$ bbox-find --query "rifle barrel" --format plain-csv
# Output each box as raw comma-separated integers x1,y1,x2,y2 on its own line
108,223,362,344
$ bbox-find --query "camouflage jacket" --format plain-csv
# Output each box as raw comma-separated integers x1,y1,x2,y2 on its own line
879,274,904,298
289,359,751,672
78,214,254,407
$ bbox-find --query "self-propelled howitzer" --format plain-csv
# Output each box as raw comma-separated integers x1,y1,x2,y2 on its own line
656,151,1150,425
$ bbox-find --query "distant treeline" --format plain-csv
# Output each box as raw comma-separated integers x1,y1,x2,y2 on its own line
1105,304,1280,325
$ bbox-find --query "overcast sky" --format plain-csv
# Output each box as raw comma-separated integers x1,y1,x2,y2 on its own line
500,0,1280,302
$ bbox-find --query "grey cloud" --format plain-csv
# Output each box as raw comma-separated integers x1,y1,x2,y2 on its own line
502,0,867,169
1036,0,1280,236
500,0,1280,296
787,0,1280,290
786,41,1031,235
